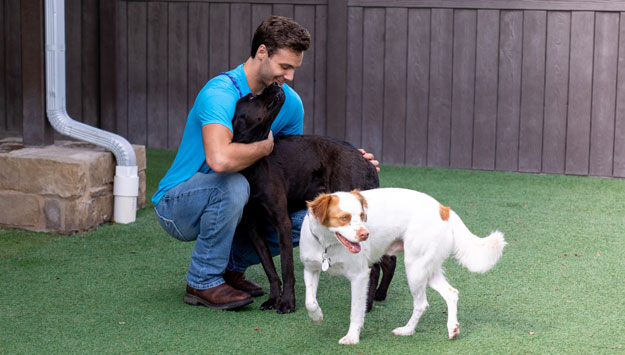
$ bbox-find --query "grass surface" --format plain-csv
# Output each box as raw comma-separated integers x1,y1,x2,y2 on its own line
2,148,625,354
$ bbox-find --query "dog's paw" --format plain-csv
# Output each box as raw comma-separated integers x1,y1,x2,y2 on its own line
307,307,323,324
338,334,359,345
392,326,415,337
448,323,460,339
259,298,278,311
276,299,296,314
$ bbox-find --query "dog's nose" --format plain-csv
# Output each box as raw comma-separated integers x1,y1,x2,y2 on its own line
357,228,369,241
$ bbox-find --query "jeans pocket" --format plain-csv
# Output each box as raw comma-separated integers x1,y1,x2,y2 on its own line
154,208,190,241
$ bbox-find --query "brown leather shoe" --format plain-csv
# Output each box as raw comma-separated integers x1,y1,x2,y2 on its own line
223,270,265,297
184,284,252,310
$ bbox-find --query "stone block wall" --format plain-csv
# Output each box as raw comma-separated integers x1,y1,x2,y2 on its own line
0,138,146,233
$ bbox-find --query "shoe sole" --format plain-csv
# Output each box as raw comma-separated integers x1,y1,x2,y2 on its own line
183,293,253,310
247,289,264,297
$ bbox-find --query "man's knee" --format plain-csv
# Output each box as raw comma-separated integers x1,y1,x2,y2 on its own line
219,173,250,209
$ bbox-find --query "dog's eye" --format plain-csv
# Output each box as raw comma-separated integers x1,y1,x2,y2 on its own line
340,216,349,222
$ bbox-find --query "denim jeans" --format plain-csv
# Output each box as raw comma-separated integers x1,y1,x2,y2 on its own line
154,171,304,289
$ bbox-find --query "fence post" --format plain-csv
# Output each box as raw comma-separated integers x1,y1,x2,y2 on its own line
326,0,348,140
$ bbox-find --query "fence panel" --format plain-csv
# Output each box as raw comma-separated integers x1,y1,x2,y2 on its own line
4,0,625,179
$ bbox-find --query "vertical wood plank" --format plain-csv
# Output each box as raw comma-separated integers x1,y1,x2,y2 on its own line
589,12,619,176
615,13,625,177
346,6,364,146
147,2,168,149
65,0,82,122
495,10,522,171
519,10,546,173
405,8,430,166
566,12,594,175
209,3,229,77
127,2,147,145
0,0,6,130
6,0,22,132
21,0,53,145
361,8,385,160
230,3,251,68
188,2,209,110
168,2,188,150
383,8,408,165
251,4,272,40
99,0,117,133
427,8,453,168
115,0,128,138
293,5,315,135
313,5,327,136
450,9,477,169
473,10,499,170
273,4,294,19
325,0,345,139
542,11,570,174
82,0,99,127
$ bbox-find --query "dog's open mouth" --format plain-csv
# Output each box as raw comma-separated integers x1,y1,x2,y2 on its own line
335,232,361,253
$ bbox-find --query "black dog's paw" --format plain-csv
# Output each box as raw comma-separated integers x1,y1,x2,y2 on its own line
260,298,278,311
276,299,296,314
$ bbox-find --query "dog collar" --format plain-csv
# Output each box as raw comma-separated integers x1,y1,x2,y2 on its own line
307,211,332,271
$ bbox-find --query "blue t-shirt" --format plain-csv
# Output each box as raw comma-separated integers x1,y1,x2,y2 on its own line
152,64,304,205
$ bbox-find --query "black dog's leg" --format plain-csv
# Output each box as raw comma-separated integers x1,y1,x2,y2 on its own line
272,214,296,314
366,263,381,313
240,219,283,311
374,255,397,301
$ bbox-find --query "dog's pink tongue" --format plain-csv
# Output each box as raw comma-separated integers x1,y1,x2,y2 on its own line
336,233,361,253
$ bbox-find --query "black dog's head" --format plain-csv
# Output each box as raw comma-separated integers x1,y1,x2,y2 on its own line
232,83,285,143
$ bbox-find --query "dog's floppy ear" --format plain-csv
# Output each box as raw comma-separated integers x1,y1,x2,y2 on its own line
307,193,334,223
350,190,368,222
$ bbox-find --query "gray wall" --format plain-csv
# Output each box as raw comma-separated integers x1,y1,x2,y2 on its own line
2,0,625,177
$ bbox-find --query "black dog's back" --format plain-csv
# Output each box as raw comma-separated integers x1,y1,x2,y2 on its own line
267,135,379,211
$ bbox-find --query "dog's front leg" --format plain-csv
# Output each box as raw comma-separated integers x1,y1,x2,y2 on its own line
246,227,283,311
339,270,370,345
303,266,323,323
275,219,296,314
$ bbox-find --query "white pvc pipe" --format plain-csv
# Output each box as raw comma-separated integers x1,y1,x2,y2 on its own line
45,0,138,224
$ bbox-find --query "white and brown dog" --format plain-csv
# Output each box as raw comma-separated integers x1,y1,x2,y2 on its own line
300,188,506,344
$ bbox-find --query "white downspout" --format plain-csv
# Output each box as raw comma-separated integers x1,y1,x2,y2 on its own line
44,0,138,224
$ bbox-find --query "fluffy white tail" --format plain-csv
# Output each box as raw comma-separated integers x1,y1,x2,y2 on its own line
449,211,506,273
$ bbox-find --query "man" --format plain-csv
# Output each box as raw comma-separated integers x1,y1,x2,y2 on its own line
153,16,378,310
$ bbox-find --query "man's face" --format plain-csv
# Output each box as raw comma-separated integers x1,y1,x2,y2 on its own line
259,47,303,87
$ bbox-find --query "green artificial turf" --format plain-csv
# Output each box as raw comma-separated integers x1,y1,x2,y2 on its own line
2,149,625,354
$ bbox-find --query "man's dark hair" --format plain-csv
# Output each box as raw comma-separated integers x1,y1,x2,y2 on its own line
251,16,311,58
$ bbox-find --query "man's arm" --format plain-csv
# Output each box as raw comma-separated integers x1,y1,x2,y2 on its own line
202,123,274,173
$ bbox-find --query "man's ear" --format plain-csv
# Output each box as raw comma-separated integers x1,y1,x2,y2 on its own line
350,190,368,222
307,193,334,223
256,44,268,60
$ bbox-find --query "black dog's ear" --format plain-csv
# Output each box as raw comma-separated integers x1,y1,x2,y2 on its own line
307,194,334,224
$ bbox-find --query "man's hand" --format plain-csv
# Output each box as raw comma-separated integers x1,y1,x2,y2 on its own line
262,131,275,156
358,149,380,172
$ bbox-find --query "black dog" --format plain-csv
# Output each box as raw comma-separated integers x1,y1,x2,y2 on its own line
232,83,395,314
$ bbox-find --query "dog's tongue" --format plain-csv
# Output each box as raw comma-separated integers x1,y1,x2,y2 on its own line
336,233,361,253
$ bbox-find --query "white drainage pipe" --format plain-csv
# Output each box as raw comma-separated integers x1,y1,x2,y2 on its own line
45,0,138,224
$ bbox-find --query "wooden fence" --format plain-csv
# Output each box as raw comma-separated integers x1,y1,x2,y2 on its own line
2,0,625,177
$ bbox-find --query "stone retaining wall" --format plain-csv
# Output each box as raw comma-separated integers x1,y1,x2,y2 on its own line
0,138,146,233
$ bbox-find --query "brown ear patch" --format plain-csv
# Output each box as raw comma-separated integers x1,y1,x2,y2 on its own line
439,204,450,221
350,190,368,222
307,194,335,224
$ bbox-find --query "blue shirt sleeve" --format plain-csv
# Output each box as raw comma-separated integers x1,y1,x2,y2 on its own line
194,77,240,133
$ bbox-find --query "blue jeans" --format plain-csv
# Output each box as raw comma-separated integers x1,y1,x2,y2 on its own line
154,172,303,289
